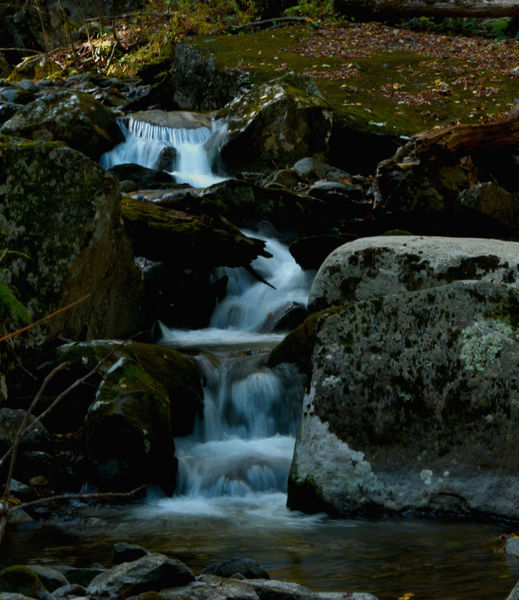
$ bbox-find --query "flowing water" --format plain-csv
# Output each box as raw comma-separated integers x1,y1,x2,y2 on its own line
100,116,227,188
2,119,516,600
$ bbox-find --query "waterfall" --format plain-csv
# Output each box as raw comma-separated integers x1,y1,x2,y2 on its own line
160,232,312,506
100,116,227,188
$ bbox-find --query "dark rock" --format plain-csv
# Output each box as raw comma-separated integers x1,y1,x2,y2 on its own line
109,164,176,188
308,181,365,202
85,553,194,599
0,84,35,105
240,578,318,600
121,195,270,269
202,558,270,580
169,43,250,111
0,102,22,126
289,234,357,271
0,566,49,600
53,566,106,588
0,409,50,452
0,90,124,160
155,147,177,172
22,567,68,593
459,182,519,233
259,302,307,333
262,169,307,191
113,543,149,565
0,138,144,394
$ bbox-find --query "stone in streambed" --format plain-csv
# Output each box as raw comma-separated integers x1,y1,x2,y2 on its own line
0,566,50,600
109,164,176,188
288,279,519,519
202,558,269,580
113,543,150,565
85,553,194,599
51,583,87,599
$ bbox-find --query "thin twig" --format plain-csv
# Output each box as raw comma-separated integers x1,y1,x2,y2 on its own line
223,16,313,34
0,294,91,343
10,485,146,512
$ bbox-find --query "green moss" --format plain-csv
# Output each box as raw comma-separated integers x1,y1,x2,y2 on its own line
186,25,519,137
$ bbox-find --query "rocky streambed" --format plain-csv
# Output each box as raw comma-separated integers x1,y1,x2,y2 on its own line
2,20,519,600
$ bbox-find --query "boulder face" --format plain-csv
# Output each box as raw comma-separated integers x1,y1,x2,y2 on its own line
288,279,519,519
0,90,124,160
220,81,333,172
309,235,519,312
0,137,143,378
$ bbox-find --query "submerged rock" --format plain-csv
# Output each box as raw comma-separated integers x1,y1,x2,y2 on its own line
219,80,333,172
109,163,176,188
0,90,124,160
288,280,519,519
202,558,269,580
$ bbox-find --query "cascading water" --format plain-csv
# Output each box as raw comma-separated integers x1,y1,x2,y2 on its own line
160,232,312,509
100,116,228,188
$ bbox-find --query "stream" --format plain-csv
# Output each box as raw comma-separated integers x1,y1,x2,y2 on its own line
1,117,516,600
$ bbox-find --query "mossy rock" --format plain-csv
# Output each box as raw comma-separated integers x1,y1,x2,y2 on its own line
0,90,124,160
0,566,50,600
219,79,333,172
55,340,203,438
0,137,143,388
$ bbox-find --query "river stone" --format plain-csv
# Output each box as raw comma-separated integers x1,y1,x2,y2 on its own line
288,280,519,519
0,566,49,600
308,236,519,312
240,578,319,600
505,537,519,558
20,567,68,593
0,408,50,451
85,553,194,599
507,581,519,600
130,575,260,600
0,90,124,160
113,543,150,565
318,595,378,600
219,80,333,172
0,595,38,600
53,566,106,588
459,182,519,232
202,558,269,580
128,111,212,130
109,164,176,188
51,583,86,599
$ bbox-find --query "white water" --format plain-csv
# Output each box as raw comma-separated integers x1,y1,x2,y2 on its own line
160,231,312,511
100,116,227,188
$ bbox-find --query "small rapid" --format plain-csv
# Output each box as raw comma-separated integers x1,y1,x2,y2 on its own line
159,231,312,509
100,116,227,188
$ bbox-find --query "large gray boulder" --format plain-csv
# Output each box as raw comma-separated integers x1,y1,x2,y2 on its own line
0,90,123,160
288,280,519,519
309,236,519,312
0,137,143,396
219,80,333,172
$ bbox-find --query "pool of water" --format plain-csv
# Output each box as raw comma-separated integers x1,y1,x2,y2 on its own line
1,494,516,600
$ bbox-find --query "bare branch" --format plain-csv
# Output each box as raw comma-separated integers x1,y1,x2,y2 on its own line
0,294,91,343
10,485,146,512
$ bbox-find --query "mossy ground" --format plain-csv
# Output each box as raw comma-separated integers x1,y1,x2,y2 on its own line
188,22,519,136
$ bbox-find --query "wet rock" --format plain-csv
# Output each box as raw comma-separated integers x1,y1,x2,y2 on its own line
53,566,106,588
109,164,176,188
155,147,178,172
0,90,124,160
260,302,308,333
308,236,519,312
113,543,150,565
169,43,250,111
289,234,357,271
292,158,350,183
507,581,519,600
240,578,318,600
0,102,22,125
51,583,86,599
0,566,50,600
127,110,212,130
459,182,519,233
505,537,519,558
288,280,519,519
262,169,308,191
21,567,68,593
307,181,365,203
219,80,333,172
85,553,194,599
318,594,378,600
0,594,38,600
0,138,144,390
202,558,270,580
0,408,50,451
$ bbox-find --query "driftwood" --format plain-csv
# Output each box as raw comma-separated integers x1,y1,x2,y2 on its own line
334,0,519,19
